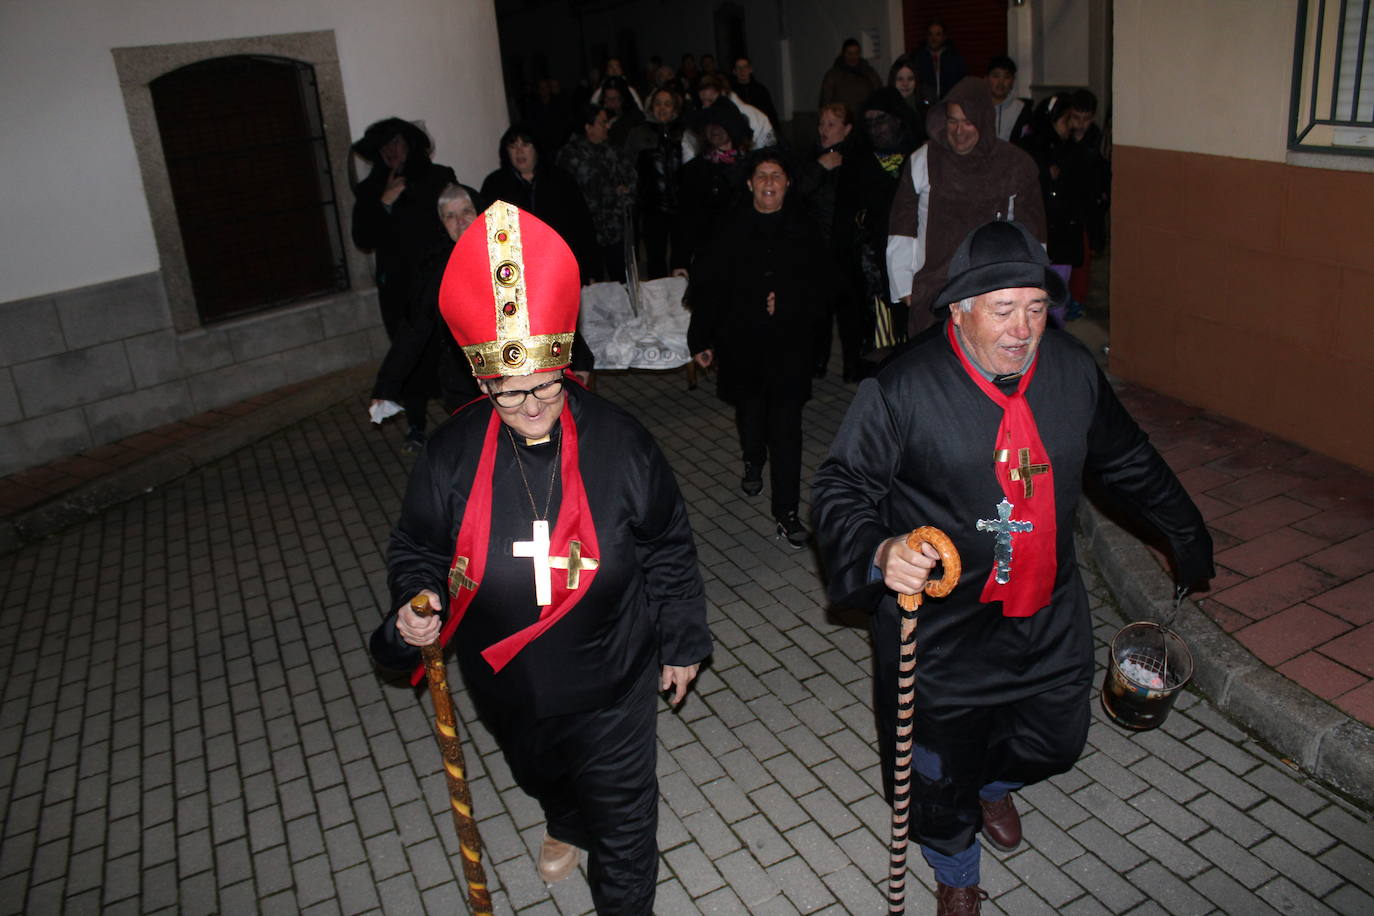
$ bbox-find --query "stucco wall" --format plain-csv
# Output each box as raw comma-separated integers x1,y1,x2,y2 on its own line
1114,0,1296,162
0,0,507,304
0,0,508,476
1110,0,1374,472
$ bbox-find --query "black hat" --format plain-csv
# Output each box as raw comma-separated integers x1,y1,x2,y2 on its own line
931,220,1069,313
352,117,433,166
688,98,751,147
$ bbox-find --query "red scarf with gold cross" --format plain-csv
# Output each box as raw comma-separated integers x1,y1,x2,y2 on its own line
947,322,1057,617
409,387,600,684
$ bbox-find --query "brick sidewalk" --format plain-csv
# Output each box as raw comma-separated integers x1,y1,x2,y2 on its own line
1,365,1371,914
1113,383,1374,727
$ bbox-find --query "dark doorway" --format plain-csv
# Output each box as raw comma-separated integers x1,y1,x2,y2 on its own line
151,56,348,324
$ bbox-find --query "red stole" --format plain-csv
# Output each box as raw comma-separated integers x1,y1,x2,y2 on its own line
946,321,1057,617
409,399,600,685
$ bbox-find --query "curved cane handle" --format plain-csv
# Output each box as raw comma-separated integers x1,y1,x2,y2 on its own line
896,526,962,610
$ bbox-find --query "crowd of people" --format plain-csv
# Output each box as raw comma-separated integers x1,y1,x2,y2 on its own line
352,25,1160,916
352,31,1109,538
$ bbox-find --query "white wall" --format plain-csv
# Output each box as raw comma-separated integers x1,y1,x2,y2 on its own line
1114,0,1297,161
0,0,507,304
1039,0,1091,87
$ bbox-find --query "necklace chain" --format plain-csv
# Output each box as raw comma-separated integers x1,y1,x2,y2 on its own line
506,427,561,521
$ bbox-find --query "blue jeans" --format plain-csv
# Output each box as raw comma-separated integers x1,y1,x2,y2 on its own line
920,781,1022,887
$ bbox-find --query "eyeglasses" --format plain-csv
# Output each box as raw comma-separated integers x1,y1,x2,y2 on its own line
487,376,565,408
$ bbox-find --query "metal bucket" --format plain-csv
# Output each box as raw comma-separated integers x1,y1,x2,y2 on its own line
1100,621,1193,730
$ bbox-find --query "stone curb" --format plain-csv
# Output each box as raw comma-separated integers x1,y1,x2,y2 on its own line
1078,497,1374,806
0,363,377,556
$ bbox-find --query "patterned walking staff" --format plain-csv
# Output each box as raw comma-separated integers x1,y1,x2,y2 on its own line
411,595,494,916
888,527,961,914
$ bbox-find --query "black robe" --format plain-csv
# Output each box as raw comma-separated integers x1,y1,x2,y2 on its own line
686,207,839,403
812,324,1213,851
373,386,710,718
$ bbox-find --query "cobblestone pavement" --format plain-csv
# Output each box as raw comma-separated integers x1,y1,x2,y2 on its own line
1,366,1371,915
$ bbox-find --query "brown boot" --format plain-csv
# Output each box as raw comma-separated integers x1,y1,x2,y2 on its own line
936,882,989,915
537,831,579,883
979,794,1022,852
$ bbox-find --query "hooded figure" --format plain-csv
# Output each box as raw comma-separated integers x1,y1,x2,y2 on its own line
350,118,458,339
886,77,1046,337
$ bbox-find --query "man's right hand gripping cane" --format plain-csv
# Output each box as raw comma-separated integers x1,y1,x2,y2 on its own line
875,536,943,596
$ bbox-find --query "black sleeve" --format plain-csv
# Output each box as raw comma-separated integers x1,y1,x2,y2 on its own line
372,448,458,671
1085,368,1215,587
629,431,711,666
351,173,390,251
811,379,908,607
685,234,728,354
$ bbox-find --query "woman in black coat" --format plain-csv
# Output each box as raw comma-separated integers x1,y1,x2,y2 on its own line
672,101,752,273
351,118,458,340
623,87,686,278
687,151,840,548
480,124,600,284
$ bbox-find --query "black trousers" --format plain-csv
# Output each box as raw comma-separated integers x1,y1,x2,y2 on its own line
735,395,804,518
869,601,1092,856
478,662,659,915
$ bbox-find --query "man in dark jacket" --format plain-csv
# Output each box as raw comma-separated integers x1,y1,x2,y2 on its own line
911,20,967,103
731,56,779,128
819,39,883,117
814,220,1213,915
351,118,457,339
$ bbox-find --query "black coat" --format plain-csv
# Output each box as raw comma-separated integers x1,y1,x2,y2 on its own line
352,158,458,332
835,147,906,304
672,154,749,270
686,207,840,402
812,327,1213,853
373,388,711,718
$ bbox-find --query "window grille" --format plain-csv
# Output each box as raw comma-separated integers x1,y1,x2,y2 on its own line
1291,0,1374,154
151,56,349,323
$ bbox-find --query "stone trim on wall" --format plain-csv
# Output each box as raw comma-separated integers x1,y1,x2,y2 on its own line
0,272,384,477
111,30,370,333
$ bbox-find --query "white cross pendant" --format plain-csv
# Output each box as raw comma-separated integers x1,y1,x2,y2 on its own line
512,519,554,605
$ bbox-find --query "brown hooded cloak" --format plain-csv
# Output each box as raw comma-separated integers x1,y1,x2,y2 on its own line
888,77,1046,335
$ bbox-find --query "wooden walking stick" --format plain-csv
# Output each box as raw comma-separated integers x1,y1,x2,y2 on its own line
411,595,494,916
887,528,961,915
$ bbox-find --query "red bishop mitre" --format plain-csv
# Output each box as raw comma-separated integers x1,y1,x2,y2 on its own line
439,199,581,378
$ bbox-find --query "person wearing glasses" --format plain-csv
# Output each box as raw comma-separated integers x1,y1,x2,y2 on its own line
370,201,710,915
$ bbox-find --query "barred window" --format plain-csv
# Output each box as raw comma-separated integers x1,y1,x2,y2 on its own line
1291,0,1374,154
151,55,349,323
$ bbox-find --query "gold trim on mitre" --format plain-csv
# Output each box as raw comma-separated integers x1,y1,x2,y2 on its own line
486,201,530,343
463,333,576,375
